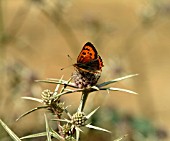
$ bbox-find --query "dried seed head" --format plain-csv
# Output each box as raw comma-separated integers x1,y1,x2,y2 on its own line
72,112,87,127
72,70,101,89
41,89,53,105
62,123,72,136
41,90,65,115
47,101,65,116
54,102,65,116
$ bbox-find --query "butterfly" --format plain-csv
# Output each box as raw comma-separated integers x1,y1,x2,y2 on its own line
73,42,104,74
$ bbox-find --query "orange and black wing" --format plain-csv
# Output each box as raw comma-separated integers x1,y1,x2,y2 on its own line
74,42,104,73
77,42,98,64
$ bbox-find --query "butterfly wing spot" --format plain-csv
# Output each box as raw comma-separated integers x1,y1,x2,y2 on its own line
82,52,86,55
85,48,90,51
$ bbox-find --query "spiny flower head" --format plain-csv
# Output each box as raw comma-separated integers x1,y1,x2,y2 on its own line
72,112,87,127
72,70,101,89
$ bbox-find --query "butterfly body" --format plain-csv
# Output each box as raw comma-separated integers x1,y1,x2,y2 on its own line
74,42,104,73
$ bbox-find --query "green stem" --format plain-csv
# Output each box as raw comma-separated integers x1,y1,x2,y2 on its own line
77,90,89,112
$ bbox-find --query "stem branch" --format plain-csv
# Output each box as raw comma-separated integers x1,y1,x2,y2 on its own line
77,90,89,112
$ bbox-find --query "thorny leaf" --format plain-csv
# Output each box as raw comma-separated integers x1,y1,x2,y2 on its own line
44,114,51,141
21,96,43,103
113,134,128,141
20,132,47,140
16,106,49,121
85,124,111,133
35,79,77,88
99,87,138,95
0,119,21,141
86,107,100,119
97,74,138,87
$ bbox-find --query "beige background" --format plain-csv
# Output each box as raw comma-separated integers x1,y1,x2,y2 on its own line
0,0,170,140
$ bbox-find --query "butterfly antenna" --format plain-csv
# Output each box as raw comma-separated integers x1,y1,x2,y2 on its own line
61,55,74,70
61,64,73,70
67,55,73,62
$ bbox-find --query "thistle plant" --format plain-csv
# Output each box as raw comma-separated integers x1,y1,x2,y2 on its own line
8,72,137,141
0,57,138,141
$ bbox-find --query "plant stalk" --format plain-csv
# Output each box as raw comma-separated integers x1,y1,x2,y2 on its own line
77,90,89,112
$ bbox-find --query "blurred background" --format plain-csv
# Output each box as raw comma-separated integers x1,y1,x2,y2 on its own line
0,0,170,140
